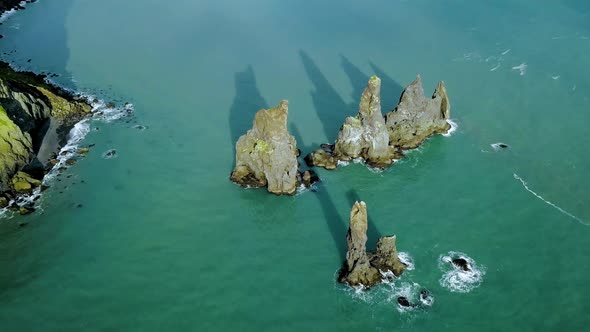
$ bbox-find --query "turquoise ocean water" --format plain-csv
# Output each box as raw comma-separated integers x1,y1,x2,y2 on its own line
1,0,589,330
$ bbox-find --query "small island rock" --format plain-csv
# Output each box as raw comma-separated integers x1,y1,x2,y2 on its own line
230,100,300,195
339,201,407,287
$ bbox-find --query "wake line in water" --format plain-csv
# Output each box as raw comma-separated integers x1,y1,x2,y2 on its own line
513,173,588,226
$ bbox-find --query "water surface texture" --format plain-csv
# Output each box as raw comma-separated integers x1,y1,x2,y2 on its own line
1,0,589,331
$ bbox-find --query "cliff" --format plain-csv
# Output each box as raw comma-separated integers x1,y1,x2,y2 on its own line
0,61,91,207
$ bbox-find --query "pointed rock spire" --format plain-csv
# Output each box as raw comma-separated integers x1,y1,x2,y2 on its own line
306,76,400,170
339,201,406,287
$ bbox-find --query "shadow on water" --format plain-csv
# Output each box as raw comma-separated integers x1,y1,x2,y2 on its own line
315,188,348,261
368,61,405,111
340,55,369,110
345,190,382,250
293,125,347,261
228,65,269,149
0,0,78,294
299,50,354,142
299,50,405,144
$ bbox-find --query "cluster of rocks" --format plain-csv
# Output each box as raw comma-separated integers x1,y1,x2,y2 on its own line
230,74,451,194
228,74,454,294
0,61,93,214
230,100,318,195
306,75,451,170
338,201,407,287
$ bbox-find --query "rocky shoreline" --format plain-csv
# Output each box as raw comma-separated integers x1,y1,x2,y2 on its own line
0,60,93,213
0,0,34,20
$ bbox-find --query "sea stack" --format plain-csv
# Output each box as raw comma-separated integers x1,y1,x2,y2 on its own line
306,75,450,171
230,100,303,195
385,75,451,149
338,201,406,287
306,76,400,169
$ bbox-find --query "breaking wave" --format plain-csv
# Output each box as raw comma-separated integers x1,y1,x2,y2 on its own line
438,251,485,293
1,92,135,217
0,1,28,23
398,252,415,271
443,119,458,137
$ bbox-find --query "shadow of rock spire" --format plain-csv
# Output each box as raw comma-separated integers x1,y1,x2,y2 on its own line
368,61,405,111
340,55,369,110
299,50,354,142
228,65,269,149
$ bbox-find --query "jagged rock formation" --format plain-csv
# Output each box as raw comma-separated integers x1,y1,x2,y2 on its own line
0,61,91,205
338,201,406,287
385,75,451,149
306,75,451,170
333,76,399,168
231,100,316,195
306,76,400,169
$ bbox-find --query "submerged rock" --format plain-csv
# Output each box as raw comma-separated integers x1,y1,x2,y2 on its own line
385,76,451,149
339,201,406,287
451,257,471,272
230,100,300,195
397,296,412,308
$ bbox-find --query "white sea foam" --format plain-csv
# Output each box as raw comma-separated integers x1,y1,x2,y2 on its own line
512,63,527,76
398,252,415,271
551,75,560,80
490,64,501,72
0,1,28,23
336,160,349,167
1,91,135,217
513,173,588,226
442,119,458,137
501,49,511,55
438,251,485,293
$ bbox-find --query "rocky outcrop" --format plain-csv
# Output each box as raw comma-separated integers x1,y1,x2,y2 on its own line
231,100,310,195
385,76,451,149
307,76,400,169
0,61,91,199
306,75,451,170
338,201,406,287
